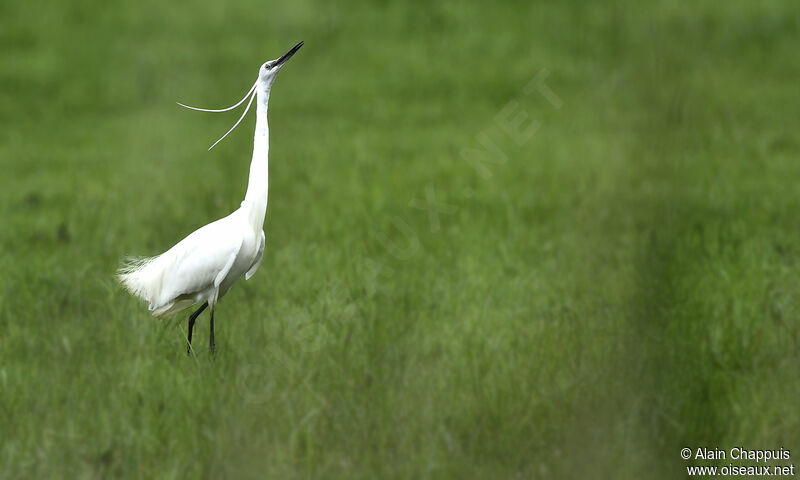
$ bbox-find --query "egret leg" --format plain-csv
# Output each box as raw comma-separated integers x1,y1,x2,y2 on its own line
209,308,216,355
187,302,208,355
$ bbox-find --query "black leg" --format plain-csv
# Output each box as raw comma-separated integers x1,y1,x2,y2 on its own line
209,308,216,355
187,301,208,355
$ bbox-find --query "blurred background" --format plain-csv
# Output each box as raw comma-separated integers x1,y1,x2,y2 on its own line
1,0,799,478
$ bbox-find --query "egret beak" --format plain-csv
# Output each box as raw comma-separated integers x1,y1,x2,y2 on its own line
274,41,304,68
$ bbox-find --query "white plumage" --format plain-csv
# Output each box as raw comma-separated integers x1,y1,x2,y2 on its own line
118,41,304,353
118,213,263,316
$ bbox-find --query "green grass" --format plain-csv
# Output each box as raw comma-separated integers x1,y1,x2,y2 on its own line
2,0,800,478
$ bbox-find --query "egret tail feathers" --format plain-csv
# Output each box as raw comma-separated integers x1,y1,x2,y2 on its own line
117,255,180,317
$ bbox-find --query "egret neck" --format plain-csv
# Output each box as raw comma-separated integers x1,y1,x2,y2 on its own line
243,81,271,230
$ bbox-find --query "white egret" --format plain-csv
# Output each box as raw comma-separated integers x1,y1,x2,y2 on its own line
118,41,304,354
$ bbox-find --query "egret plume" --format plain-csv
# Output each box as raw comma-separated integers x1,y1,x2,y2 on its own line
177,80,259,150
177,81,257,112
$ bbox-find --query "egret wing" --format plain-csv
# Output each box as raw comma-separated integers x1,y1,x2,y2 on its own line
157,217,243,306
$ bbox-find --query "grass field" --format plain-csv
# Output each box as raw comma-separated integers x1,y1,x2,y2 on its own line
2,0,800,478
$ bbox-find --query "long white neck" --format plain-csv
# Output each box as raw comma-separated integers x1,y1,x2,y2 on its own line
242,81,271,229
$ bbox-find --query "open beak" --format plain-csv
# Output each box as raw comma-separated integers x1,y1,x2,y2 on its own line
274,41,304,68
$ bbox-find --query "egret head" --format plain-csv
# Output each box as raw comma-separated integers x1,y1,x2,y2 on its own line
259,41,304,85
